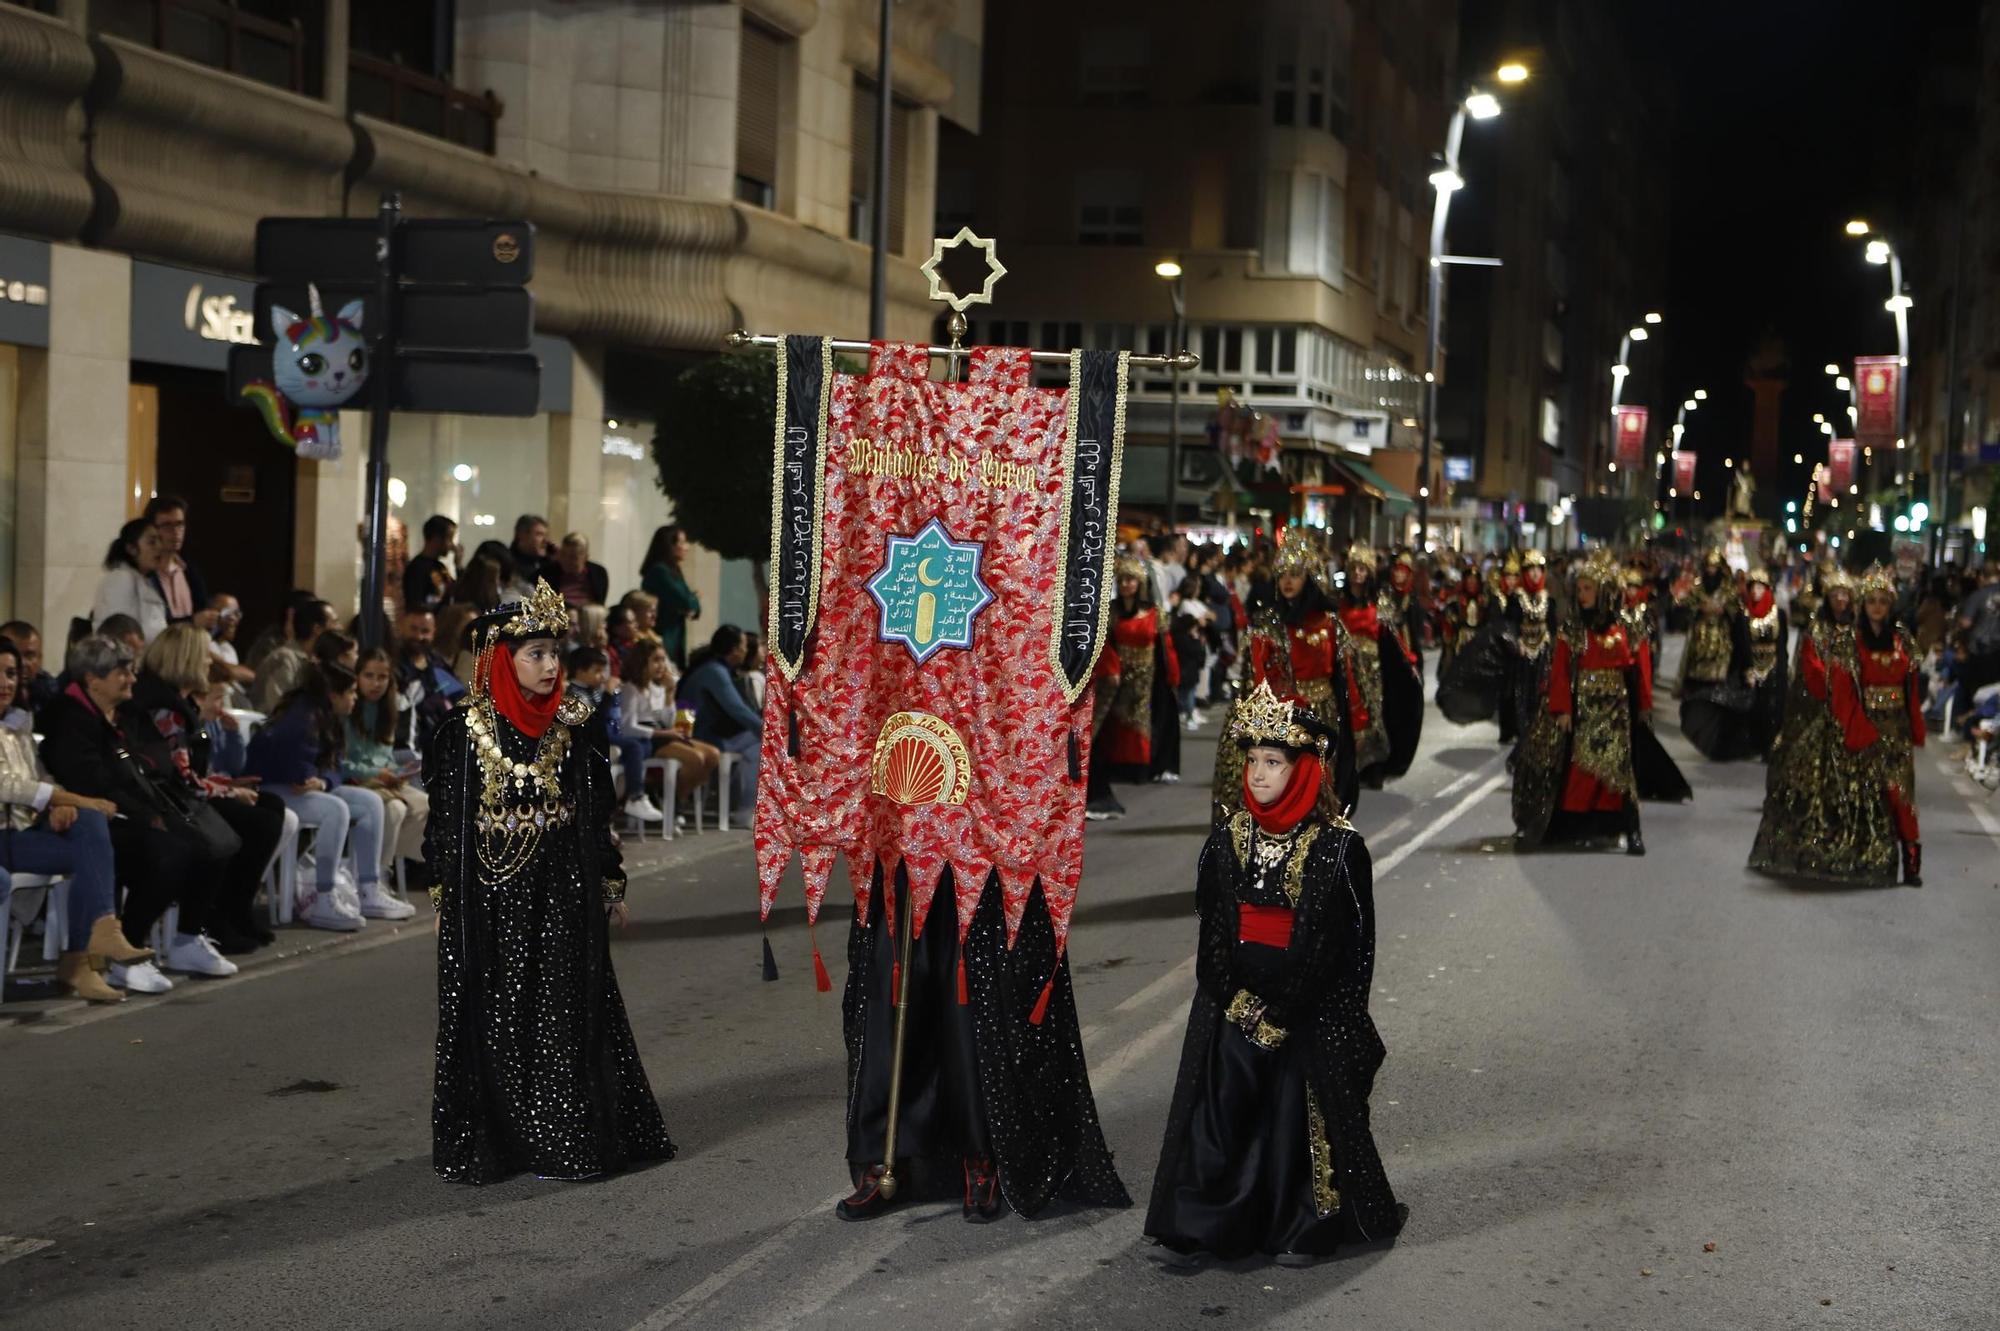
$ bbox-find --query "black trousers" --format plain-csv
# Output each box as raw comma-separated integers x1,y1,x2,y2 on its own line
212,793,287,924
112,819,221,940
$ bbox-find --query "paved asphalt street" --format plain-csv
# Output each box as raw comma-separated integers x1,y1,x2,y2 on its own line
3,634,1998,1330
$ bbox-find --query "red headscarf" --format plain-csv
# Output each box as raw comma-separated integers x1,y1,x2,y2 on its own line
488,641,564,738
1242,750,1324,833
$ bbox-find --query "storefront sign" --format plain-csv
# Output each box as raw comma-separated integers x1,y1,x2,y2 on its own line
0,232,52,348
1854,355,1898,450
130,260,258,371
1443,455,1475,483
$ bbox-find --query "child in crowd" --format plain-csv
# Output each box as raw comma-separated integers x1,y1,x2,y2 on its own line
345,647,429,890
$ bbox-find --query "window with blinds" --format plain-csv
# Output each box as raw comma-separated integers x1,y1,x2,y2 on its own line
737,21,783,209
849,77,910,254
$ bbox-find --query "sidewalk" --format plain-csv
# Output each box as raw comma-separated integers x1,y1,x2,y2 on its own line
0,825,755,1027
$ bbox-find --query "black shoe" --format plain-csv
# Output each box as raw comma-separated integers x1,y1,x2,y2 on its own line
1273,1251,1328,1269
1625,830,1646,856
210,923,261,956
1149,1239,1206,1269
234,909,276,947
1902,841,1922,887
835,1166,897,1221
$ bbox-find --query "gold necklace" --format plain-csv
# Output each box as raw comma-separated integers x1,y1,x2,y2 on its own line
466,699,574,881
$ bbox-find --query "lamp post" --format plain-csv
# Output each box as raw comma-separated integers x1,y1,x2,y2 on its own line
1609,312,1662,497
1420,65,1523,553
1849,222,1914,514
1156,259,1187,531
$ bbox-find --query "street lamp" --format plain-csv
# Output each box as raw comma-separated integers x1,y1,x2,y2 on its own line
1419,62,1529,553
1848,222,1914,524
1845,219,1871,236
1156,259,1188,531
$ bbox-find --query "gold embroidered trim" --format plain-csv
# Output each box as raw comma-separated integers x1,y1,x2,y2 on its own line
1224,988,1288,1049
467,700,574,882
766,336,833,683
1052,349,1130,704
1281,822,1321,907
1306,1086,1341,1219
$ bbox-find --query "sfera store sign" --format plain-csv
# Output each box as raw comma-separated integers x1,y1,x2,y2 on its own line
129,259,258,371
184,282,256,346
0,232,52,347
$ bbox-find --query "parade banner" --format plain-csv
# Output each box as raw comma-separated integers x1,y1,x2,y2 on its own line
1826,438,1857,498
1672,449,1696,493
1613,406,1649,470
757,337,1129,960
1854,355,1899,450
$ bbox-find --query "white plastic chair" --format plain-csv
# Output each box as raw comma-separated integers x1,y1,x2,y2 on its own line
637,756,685,841
264,806,302,926
4,873,69,973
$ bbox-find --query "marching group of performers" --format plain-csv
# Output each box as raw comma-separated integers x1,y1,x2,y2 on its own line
421,537,1925,1269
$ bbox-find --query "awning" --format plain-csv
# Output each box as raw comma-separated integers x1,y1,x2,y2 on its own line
1323,456,1415,515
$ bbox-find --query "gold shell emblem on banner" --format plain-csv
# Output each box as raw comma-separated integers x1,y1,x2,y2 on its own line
871,711,972,807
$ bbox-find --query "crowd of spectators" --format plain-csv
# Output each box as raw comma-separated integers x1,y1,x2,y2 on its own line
2,505,763,1004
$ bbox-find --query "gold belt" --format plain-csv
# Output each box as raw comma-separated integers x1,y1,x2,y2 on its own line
1579,668,1625,698
1864,685,1903,711
475,803,576,836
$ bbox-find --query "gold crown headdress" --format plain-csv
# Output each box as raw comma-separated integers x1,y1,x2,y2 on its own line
1228,681,1333,755
1114,551,1149,581
1745,565,1772,587
1822,565,1858,595
1575,548,1622,588
468,578,572,698
1521,549,1547,569
1272,525,1322,578
1502,552,1522,574
1858,564,1895,599
1346,542,1378,573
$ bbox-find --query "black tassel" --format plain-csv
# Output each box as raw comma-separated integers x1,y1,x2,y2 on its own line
761,935,780,982
1067,728,1081,782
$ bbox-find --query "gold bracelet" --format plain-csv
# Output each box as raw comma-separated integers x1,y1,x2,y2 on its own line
428,885,445,912
602,876,627,905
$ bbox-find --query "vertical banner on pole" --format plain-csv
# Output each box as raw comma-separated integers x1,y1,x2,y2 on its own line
1825,438,1857,499
1613,406,1649,470
1672,449,1696,493
1854,356,1899,451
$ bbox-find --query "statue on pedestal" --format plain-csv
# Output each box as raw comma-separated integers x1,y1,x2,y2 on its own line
1729,459,1757,519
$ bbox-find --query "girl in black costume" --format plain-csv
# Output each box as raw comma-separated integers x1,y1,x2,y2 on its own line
1146,682,1406,1265
428,580,674,1183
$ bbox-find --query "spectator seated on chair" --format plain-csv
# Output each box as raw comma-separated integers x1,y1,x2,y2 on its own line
346,647,429,891
674,626,761,829
252,595,337,713
0,620,62,714
566,646,662,826
0,634,150,1003
621,640,719,821
127,626,287,955
394,609,465,757
246,662,410,931
36,634,241,993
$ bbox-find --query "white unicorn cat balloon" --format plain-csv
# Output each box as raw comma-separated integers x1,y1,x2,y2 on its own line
240,286,369,460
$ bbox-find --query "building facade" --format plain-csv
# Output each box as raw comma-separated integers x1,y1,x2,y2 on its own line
0,0,979,635
1436,0,1670,550
934,0,1455,547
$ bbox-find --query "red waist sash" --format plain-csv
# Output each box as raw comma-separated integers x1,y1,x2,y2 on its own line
1238,904,1295,949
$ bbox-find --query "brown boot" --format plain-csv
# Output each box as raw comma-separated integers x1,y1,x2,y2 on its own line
87,915,153,965
56,952,125,1004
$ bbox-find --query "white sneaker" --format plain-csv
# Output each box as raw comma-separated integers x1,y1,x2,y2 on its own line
624,795,665,824
300,882,365,932
357,880,417,921
109,960,173,994
163,932,239,978
1188,709,1207,729
1153,771,1181,784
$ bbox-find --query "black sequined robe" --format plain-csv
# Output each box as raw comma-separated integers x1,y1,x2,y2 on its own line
842,866,1130,1217
428,704,674,1183
1146,812,1403,1258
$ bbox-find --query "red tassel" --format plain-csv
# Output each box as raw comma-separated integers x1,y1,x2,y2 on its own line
1028,971,1054,1025
956,952,969,1005
891,961,901,1006
813,943,832,993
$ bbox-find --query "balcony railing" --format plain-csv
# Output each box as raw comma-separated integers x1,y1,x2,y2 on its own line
96,0,308,93
348,51,502,155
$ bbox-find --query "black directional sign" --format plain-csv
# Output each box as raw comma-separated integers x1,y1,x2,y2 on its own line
392,350,541,416
253,284,534,352
400,219,536,285
254,218,378,284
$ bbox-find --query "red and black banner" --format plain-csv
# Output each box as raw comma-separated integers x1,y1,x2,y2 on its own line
1854,355,1899,451
1672,449,1696,493
1613,406,1649,471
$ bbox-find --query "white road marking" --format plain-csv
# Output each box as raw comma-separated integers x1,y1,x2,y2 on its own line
1374,771,1512,878
0,1237,54,1265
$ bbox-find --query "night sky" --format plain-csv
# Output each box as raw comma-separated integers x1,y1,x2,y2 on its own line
1621,0,1982,519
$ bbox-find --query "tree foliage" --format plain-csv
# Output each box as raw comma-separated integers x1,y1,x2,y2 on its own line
651,351,775,562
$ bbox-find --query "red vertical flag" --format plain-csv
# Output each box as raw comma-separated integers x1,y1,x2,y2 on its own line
1826,438,1857,498
1854,355,1899,450
1672,449,1696,493
1613,406,1649,470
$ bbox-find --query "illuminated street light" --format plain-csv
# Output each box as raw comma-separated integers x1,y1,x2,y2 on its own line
1611,363,1630,379
1429,166,1465,192
1464,91,1502,120
1693,389,1707,400
1644,312,1663,324
1724,457,1733,467
1845,220,1871,236
1824,364,1840,376
1821,422,1835,435
1836,376,1851,391
1812,413,1825,424
1866,239,1891,264
1794,453,1804,463
1629,327,1649,341
1153,259,1182,279
1886,293,1914,312
1496,62,1530,84
1684,399,1697,412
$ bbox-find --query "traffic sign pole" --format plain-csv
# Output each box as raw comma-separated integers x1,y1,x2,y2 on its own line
360,192,401,650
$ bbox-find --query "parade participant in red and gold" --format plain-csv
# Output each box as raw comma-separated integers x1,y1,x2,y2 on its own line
1513,551,1648,854
1339,546,1420,788
1735,566,1790,757
1214,526,1362,820
1501,551,1556,747
1750,566,1922,886
1146,683,1405,1267
1087,552,1179,817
